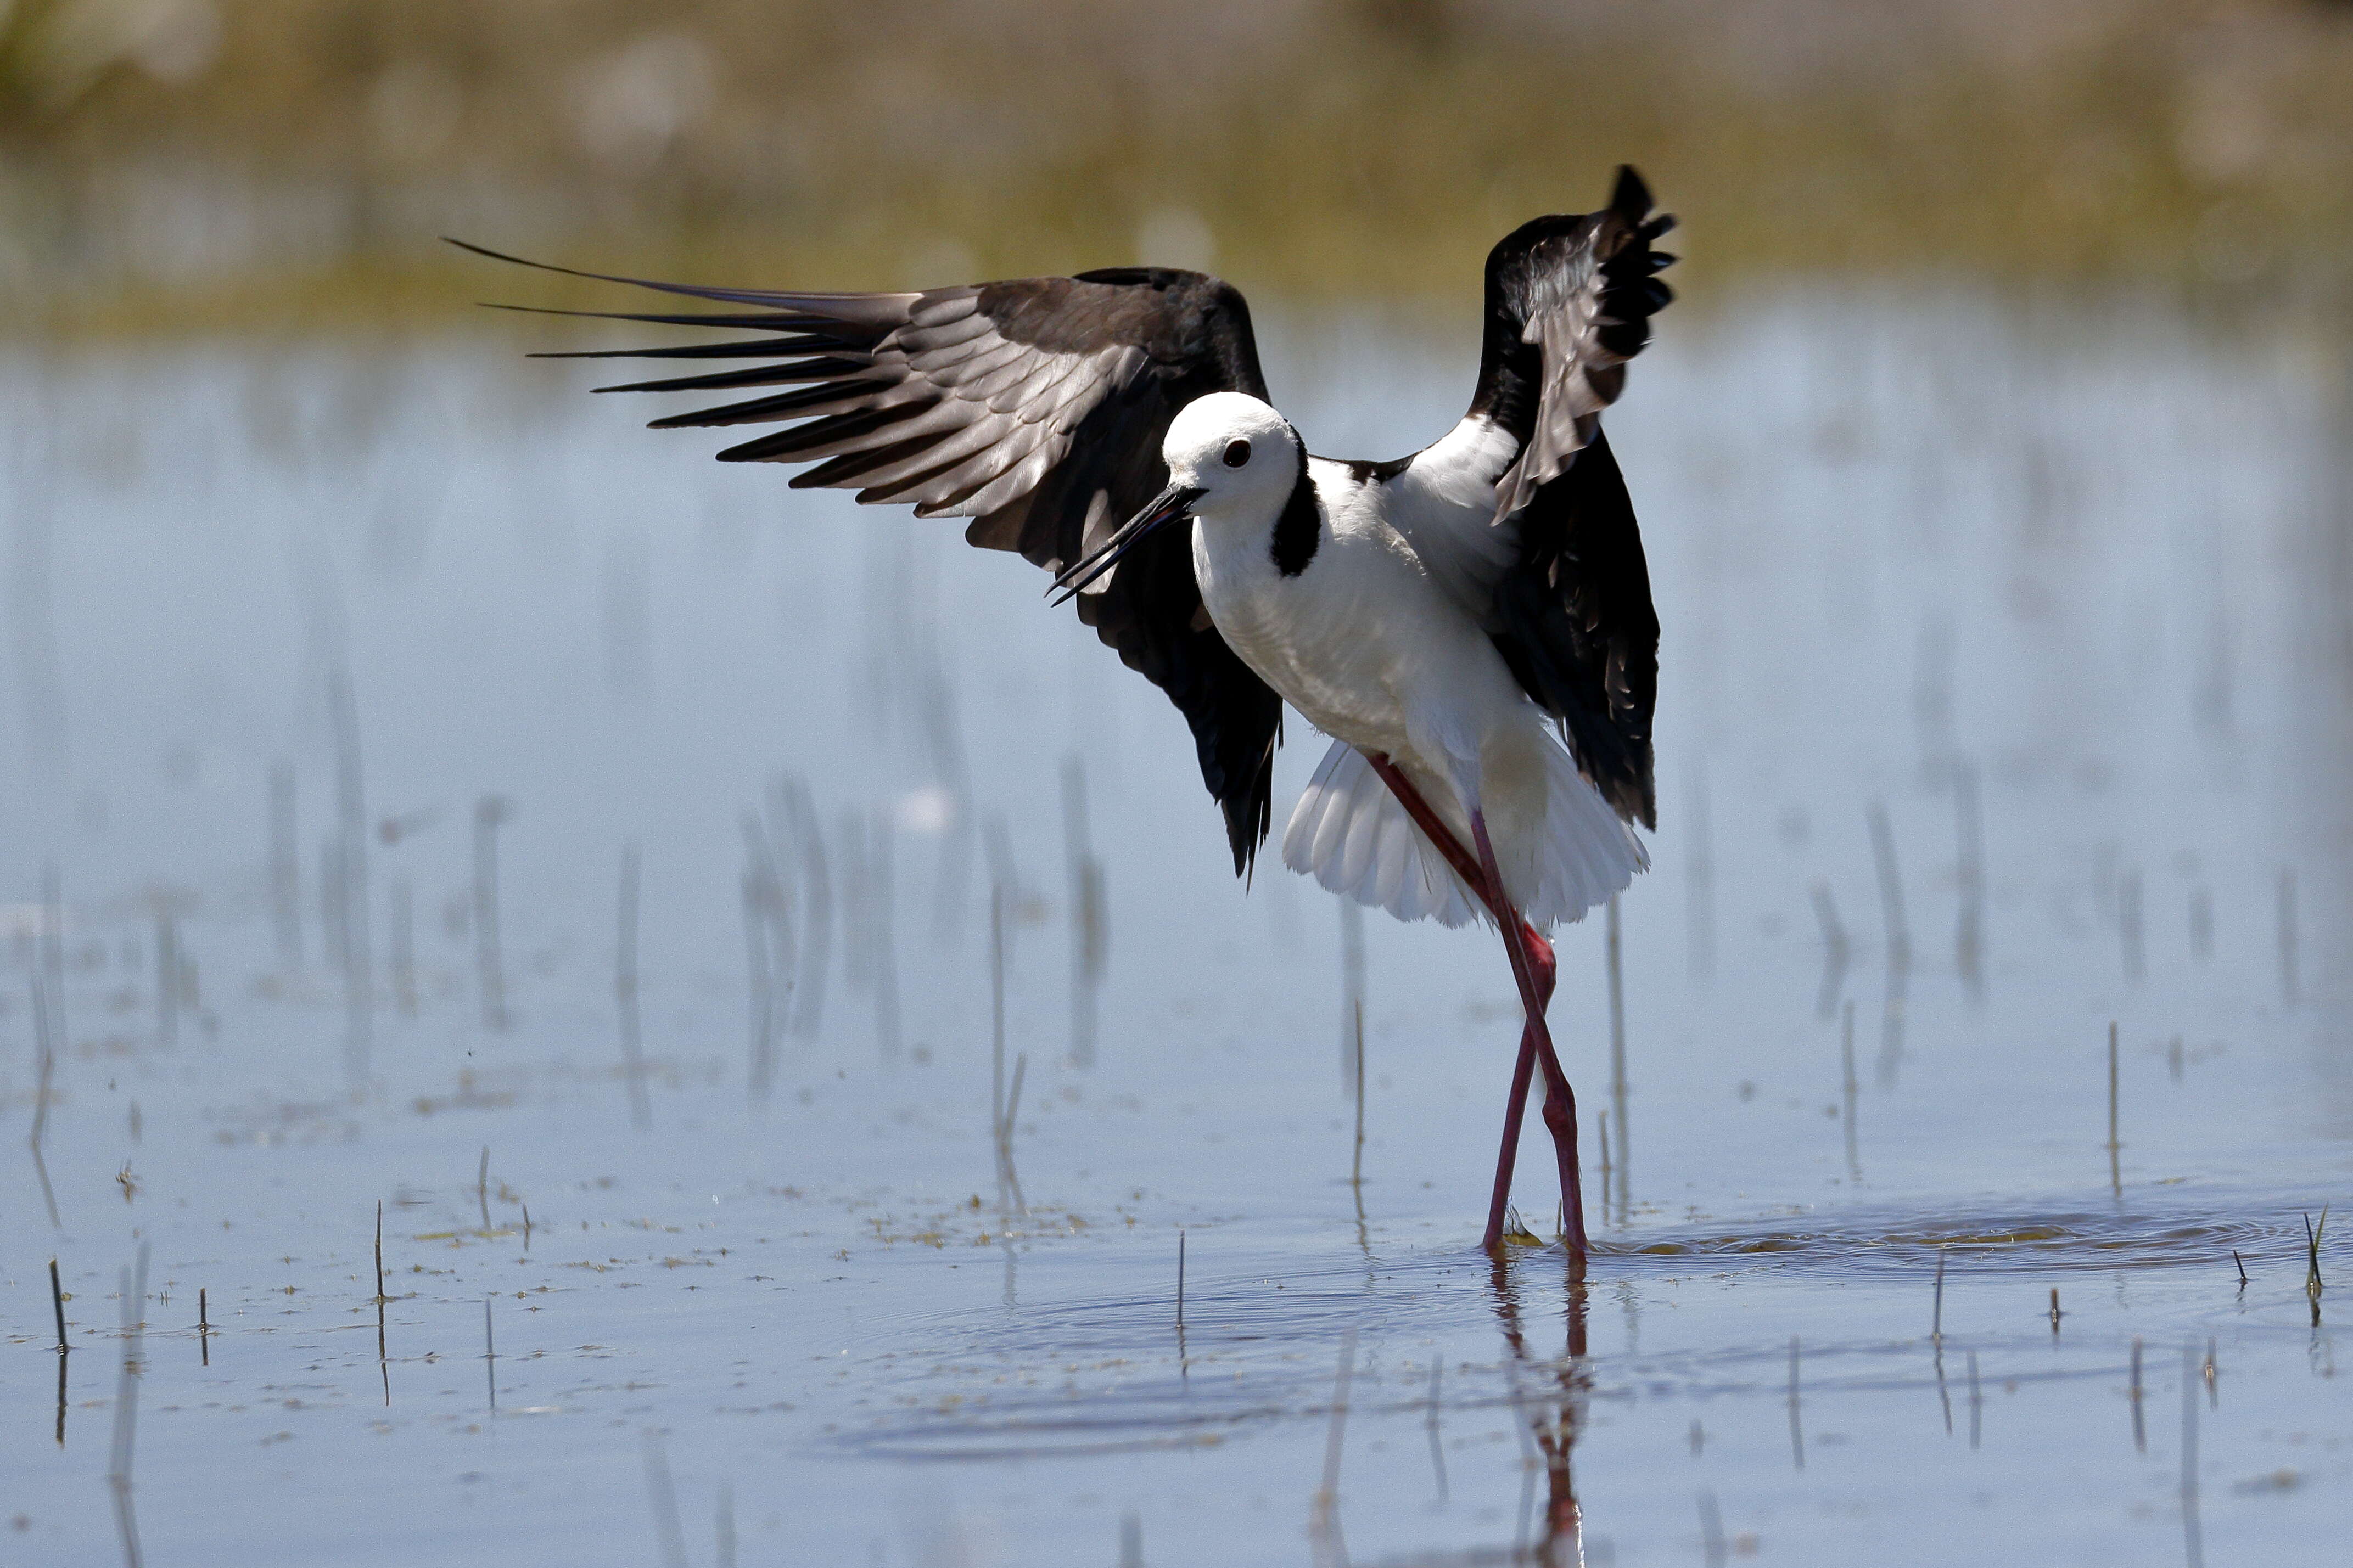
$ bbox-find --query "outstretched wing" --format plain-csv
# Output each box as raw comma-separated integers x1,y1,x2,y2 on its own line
453,244,1285,875
1483,166,1677,519
1472,168,1673,830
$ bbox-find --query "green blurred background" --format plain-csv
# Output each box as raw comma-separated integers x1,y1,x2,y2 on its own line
3,0,2351,332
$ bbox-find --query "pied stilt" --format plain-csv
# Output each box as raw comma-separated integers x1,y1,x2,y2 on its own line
457,167,1674,1258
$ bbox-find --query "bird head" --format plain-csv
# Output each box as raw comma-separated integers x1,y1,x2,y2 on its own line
1161,392,1302,516
1051,392,1302,602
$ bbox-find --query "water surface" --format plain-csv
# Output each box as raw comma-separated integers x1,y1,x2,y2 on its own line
2,291,2349,1564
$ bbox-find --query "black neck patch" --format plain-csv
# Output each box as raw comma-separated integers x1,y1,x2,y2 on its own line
1270,449,1320,577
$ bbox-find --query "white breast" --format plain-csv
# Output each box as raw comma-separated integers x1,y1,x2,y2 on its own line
1192,459,1522,764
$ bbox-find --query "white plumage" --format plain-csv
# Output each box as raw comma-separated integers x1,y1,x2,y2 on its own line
1168,394,1648,932
1282,738,1644,929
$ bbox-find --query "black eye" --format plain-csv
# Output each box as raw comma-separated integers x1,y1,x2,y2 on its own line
1222,439,1251,468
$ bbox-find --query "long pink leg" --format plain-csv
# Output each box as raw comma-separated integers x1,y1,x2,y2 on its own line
1471,810,1588,1261
1486,1012,1539,1246
1476,925,1564,1250
1360,755,1586,1258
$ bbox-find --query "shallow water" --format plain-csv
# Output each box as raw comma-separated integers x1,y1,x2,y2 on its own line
2,291,2350,1563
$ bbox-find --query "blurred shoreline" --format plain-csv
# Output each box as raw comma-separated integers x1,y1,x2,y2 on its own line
4,0,2352,336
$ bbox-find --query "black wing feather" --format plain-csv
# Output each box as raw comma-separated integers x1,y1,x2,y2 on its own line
1490,429,1659,829
594,356,878,395
1474,167,1676,518
456,240,1285,875
1474,169,1672,830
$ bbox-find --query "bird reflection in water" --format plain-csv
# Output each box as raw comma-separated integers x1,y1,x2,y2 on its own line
1315,1252,1592,1566
1488,1253,1592,1567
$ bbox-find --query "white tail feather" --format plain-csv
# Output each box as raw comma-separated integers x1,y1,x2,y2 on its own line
1281,739,1645,930
1284,742,1479,926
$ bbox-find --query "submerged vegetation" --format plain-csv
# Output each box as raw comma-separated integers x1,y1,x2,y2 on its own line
4,0,2353,332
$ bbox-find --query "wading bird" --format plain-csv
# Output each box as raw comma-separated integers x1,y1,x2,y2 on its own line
458,167,1671,1258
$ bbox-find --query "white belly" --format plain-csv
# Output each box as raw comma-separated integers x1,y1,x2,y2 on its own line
1191,511,1525,777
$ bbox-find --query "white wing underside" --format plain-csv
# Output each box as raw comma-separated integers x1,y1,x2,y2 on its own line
1281,738,1645,931
1372,417,1523,627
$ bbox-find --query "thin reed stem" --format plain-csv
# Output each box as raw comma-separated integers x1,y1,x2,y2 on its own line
2119,867,2144,983
1840,999,1859,1181
1867,801,1911,968
1338,894,1364,1096
1351,1000,1366,1191
389,875,417,1018
270,762,301,967
1000,1052,1029,1216
1786,1336,1803,1470
107,1243,150,1568
473,795,509,1032
31,975,61,1228
374,1202,387,1401
329,668,372,1079
2108,1021,2121,1196
1811,878,1850,1020
2130,1336,2146,1452
153,903,180,1048
779,777,831,1038
739,810,789,1100
642,1430,690,1568
990,883,1007,1206
2278,868,2299,1007
41,862,68,1072
870,807,901,1063
1684,761,1714,981
1310,1327,1357,1568
1064,755,1108,1069
1953,758,1985,998
741,863,772,1094
2182,1343,2205,1568
1931,1246,1945,1342
617,844,649,1129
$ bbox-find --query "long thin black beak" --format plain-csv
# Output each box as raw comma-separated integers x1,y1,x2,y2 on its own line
1049,482,1204,605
